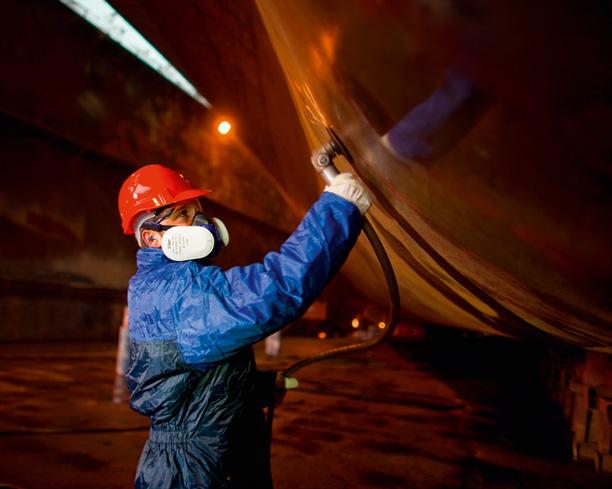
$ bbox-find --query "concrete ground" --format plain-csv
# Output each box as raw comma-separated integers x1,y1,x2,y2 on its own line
0,335,610,489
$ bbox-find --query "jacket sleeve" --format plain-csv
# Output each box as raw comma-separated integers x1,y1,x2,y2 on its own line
175,192,362,365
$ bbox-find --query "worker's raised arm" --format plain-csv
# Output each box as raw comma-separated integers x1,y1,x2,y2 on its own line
176,185,369,365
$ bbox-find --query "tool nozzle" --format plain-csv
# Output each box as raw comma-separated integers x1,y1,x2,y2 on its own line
311,127,353,184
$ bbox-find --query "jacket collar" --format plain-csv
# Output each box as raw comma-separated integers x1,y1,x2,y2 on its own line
136,248,170,269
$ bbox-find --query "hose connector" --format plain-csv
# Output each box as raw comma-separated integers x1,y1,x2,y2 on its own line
311,149,339,185
311,127,354,185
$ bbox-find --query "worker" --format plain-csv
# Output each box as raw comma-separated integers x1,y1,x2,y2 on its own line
118,163,371,489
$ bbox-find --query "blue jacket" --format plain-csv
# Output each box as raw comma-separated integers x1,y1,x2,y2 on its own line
126,192,362,488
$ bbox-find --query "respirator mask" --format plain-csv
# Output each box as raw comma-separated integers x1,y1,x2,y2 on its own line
141,208,230,261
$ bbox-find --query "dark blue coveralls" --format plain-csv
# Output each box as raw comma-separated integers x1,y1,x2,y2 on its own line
126,192,362,488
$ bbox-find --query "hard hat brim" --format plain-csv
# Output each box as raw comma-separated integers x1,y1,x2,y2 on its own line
123,188,212,235
172,188,212,203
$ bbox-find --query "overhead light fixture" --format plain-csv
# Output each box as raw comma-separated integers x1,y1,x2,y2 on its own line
59,0,211,108
217,121,232,135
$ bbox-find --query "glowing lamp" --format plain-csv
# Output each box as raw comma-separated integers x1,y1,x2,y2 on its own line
217,121,231,135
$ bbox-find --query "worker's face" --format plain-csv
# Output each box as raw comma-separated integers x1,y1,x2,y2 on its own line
141,200,202,248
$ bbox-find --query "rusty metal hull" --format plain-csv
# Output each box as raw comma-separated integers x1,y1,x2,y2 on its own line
256,0,612,348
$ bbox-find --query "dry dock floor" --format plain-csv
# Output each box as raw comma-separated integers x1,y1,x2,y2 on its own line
0,335,610,488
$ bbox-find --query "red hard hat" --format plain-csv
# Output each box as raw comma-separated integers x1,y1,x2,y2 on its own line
118,164,211,235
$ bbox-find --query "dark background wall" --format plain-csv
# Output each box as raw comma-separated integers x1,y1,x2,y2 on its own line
0,0,317,340
0,113,133,340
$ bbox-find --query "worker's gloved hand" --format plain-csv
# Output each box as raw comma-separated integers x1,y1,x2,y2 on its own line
324,173,372,215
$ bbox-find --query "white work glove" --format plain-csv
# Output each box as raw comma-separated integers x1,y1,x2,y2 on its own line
324,173,372,215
